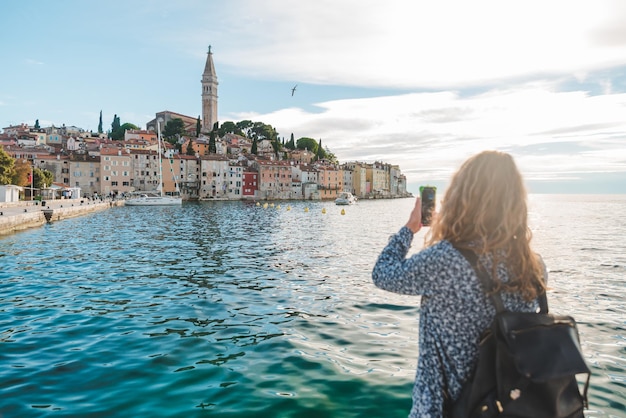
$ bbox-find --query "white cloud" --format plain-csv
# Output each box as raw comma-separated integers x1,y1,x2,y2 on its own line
249,84,626,186
214,0,626,89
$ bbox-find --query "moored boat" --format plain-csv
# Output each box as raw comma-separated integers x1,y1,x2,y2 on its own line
125,119,182,206
335,192,357,205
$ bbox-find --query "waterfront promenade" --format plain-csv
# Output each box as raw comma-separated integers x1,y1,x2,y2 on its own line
0,198,123,236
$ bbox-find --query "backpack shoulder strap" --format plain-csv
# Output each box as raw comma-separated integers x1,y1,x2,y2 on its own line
455,246,505,313
538,290,549,313
456,246,549,314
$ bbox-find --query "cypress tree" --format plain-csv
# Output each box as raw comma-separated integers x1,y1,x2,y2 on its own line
186,139,195,155
98,110,103,133
209,131,216,153
316,139,324,160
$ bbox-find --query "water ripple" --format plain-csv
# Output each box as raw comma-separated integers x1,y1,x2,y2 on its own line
0,197,624,417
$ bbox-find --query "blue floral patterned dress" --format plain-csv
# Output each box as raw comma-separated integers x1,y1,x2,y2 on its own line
372,227,544,418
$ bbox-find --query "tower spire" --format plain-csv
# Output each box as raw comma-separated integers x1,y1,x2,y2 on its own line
201,45,218,132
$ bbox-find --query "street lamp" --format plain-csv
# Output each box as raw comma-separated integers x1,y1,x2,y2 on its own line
23,159,34,200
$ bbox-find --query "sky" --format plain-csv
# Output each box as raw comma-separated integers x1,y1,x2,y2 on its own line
2,0,626,194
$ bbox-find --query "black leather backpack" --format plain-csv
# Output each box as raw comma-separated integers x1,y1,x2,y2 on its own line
449,248,591,418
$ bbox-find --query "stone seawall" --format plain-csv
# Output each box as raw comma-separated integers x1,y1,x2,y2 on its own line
0,200,124,236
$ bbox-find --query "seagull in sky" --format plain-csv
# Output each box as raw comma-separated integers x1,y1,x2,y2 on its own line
291,84,297,96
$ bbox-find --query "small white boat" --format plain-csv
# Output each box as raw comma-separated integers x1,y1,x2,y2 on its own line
335,192,357,205
125,192,182,206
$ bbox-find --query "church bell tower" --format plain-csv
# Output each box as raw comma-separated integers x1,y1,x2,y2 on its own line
201,45,218,132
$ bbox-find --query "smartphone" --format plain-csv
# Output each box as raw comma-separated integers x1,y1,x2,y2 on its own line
419,186,436,226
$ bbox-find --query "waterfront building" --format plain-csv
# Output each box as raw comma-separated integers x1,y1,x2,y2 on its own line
161,154,194,198
242,169,258,199
256,160,293,200
366,161,388,198
38,154,71,188
129,149,160,193
69,153,101,197
199,155,229,199
174,155,200,200
397,173,408,197
342,161,367,198
100,148,132,196
389,165,401,197
298,164,320,200
316,164,343,200
291,179,303,200
342,167,354,196
226,162,244,199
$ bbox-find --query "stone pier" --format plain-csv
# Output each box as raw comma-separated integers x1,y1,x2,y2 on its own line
0,200,124,236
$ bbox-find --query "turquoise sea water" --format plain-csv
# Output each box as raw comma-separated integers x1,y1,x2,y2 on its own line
1,195,624,417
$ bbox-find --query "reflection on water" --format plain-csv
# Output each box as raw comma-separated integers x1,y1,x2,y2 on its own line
1,196,624,417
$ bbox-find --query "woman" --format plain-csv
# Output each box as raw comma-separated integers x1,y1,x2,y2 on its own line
372,151,546,417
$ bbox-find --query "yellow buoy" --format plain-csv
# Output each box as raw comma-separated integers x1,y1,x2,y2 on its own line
322,208,326,214
276,205,281,210
263,203,268,209
256,202,260,206
341,209,346,215
304,207,309,212
286,205,291,211
270,203,275,208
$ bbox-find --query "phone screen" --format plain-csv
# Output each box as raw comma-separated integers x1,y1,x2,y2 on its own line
420,186,436,226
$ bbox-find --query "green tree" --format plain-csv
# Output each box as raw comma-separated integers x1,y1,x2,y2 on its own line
236,120,254,137
186,139,195,156
34,119,40,129
110,114,122,140
271,136,281,158
316,139,325,160
98,110,103,134
33,167,53,189
218,121,243,137
196,116,201,137
324,148,338,164
121,122,138,134
163,118,185,143
209,131,217,153
0,147,16,185
296,137,318,154
251,137,258,155
111,120,138,141
249,122,278,143
11,159,31,186
285,133,296,150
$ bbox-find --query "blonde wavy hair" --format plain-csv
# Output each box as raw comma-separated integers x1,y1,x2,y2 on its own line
425,151,545,300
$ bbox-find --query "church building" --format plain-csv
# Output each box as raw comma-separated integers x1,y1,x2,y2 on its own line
147,46,218,134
